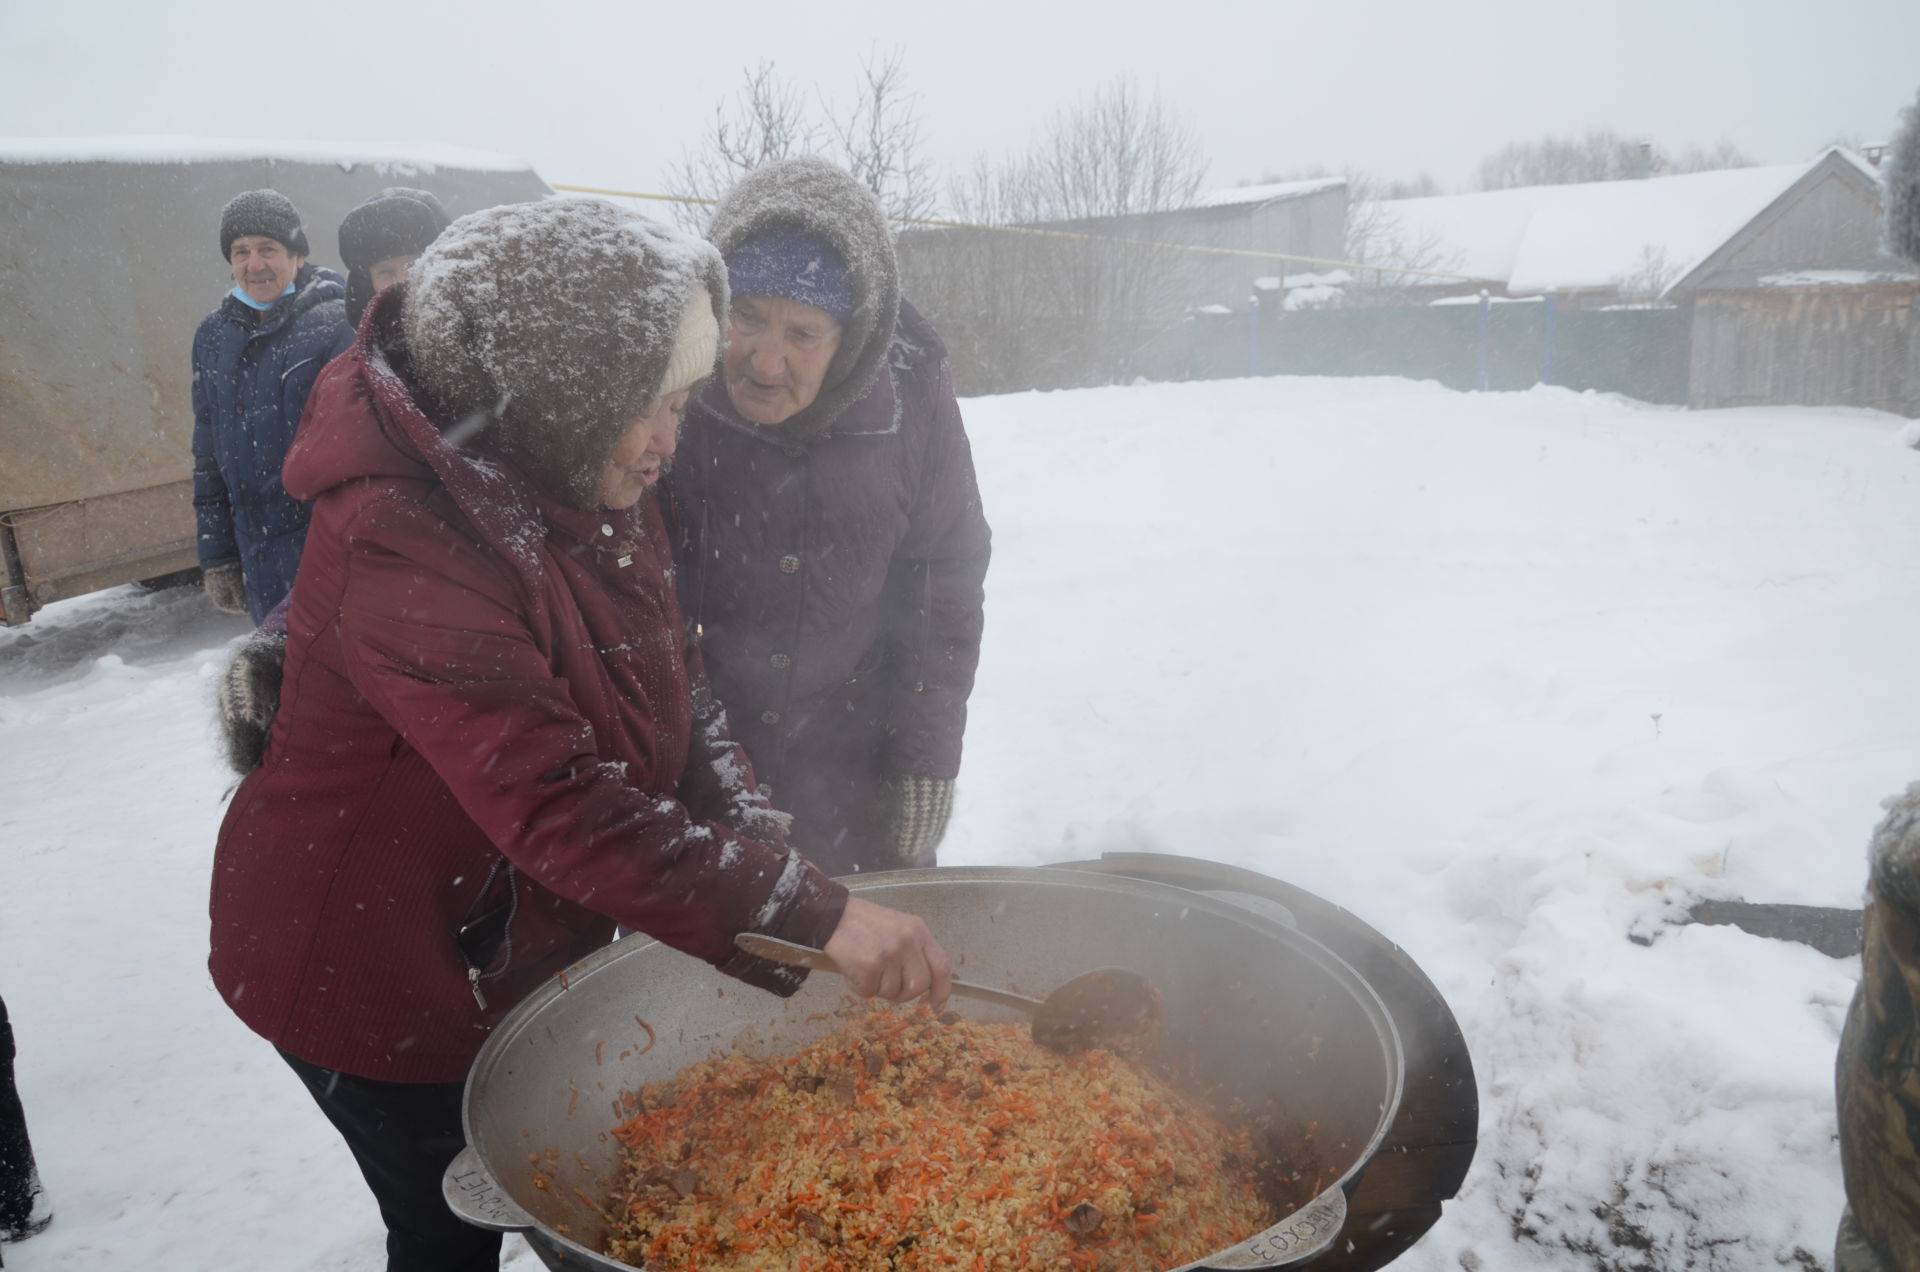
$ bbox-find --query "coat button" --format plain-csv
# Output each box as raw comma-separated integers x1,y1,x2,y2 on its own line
761,710,781,725
769,652,792,670
779,554,801,574
600,523,615,537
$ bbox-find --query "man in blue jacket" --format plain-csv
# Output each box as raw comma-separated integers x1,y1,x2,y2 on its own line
191,189,351,622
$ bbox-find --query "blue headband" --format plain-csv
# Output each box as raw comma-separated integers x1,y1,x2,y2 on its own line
727,228,854,323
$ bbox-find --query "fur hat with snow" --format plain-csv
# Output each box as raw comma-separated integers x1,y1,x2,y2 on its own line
220,189,310,260
402,197,726,508
1885,88,1920,265
338,187,451,328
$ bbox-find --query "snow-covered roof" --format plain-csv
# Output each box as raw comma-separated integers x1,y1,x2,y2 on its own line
1428,293,1545,306
1190,176,1345,210
1363,159,1829,294
0,135,535,173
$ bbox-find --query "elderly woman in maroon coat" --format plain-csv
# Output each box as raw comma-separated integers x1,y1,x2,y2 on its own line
666,157,992,878
207,198,949,1272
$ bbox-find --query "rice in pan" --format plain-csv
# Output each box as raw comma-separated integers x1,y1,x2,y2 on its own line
602,1001,1275,1271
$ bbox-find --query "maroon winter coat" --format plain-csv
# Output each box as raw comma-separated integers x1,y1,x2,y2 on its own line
666,302,991,876
208,291,848,1083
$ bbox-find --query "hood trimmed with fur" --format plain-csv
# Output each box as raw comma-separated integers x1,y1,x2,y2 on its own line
403,198,727,508
707,157,901,440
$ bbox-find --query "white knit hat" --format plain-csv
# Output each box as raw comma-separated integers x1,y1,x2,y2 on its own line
657,292,721,401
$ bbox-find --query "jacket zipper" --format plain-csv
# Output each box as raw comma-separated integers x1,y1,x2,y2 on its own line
460,858,519,1010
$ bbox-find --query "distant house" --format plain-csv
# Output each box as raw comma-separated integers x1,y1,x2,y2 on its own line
1352,160,1825,307
901,175,1346,313
895,176,1346,392
1260,150,1917,416
1663,150,1918,415
1144,178,1349,310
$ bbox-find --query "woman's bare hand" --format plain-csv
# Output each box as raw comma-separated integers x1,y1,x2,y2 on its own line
822,896,952,1010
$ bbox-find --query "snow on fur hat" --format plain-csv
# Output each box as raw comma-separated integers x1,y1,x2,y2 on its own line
1886,89,1920,265
340,187,452,328
403,197,727,509
707,157,900,439
220,189,310,260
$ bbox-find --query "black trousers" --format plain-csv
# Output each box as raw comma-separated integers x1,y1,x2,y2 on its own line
278,1049,503,1272
0,995,48,1241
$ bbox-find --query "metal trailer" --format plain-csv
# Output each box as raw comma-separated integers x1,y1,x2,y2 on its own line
0,139,555,623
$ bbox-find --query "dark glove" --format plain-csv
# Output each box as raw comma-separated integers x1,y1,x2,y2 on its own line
217,629,288,773
202,561,248,614
889,774,954,868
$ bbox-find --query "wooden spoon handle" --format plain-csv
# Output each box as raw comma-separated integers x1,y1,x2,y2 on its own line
731,933,1043,1014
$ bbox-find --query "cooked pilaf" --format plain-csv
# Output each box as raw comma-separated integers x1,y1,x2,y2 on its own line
601,1001,1273,1271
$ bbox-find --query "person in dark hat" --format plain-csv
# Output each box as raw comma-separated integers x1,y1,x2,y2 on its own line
1834,87,1920,1272
0,995,52,1252
210,188,449,768
191,188,352,622
666,156,992,880
207,197,950,1272
338,186,452,330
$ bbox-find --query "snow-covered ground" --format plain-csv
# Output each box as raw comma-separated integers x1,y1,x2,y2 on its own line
4,373,1915,1270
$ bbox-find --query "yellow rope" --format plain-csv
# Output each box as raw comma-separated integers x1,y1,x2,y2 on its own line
551,185,713,207
549,183,1492,285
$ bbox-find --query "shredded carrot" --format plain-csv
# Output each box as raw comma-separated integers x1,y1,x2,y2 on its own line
595,1039,606,1067
634,1015,656,1055
599,1003,1278,1271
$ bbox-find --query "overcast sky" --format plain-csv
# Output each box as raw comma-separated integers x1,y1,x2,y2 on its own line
2,0,1915,199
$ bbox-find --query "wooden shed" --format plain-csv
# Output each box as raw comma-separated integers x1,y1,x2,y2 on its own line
1666,149,1919,416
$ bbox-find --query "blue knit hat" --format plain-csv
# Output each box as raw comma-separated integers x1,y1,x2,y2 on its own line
726,227,854,323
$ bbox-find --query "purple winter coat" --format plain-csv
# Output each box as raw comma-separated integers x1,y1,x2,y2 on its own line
666,301,991,877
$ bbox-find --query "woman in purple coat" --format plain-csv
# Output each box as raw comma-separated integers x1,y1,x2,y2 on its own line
666,158,992,878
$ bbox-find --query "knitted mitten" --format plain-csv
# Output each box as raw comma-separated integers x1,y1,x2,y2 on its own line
202,561,248,614
217,629,288,773
889,775,954,869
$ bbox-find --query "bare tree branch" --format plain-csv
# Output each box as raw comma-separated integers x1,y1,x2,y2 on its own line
825,49,938,225
666,62,821,229
1476,128,1755,190
902,76,1210,390
1242,166,1457,302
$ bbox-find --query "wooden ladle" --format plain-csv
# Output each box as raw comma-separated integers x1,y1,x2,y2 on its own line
733,933,1159,1054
